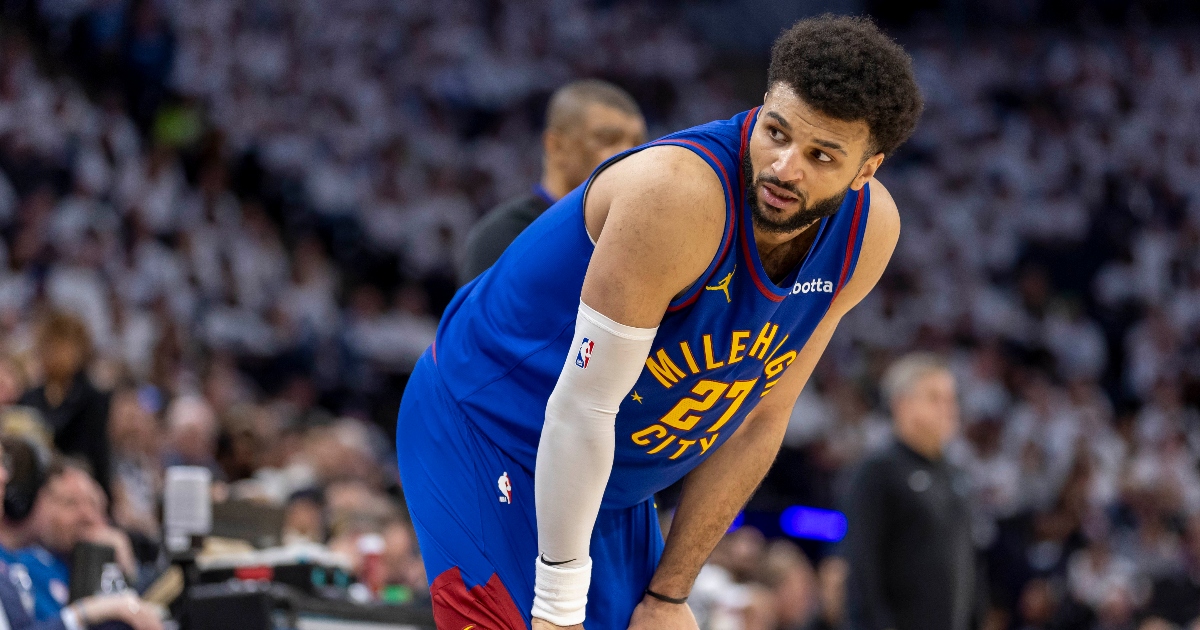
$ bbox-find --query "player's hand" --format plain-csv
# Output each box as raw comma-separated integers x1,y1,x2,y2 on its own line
532,617,583,630
626,596,698,630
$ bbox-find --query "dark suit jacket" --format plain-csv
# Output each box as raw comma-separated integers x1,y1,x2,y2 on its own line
459,192,553,283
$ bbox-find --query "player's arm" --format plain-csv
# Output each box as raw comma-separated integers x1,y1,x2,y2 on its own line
531,146,726,629
629,179,900,628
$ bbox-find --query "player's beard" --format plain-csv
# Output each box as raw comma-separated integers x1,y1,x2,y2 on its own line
742,147,849,234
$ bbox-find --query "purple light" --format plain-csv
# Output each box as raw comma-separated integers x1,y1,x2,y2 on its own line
779,506,848,542
727,511,745,533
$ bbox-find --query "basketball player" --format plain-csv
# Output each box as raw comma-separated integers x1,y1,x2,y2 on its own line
396,15,923,630
460,80,646,283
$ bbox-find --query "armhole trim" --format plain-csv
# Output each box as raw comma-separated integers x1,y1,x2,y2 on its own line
655,138,737,313
832,184,870,301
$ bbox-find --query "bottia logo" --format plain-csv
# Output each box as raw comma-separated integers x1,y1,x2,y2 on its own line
575,338,594,368
792,277,834,295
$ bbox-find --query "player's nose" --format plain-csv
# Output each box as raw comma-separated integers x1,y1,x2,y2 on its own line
771,147,805,184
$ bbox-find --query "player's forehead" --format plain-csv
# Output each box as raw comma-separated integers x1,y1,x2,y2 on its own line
761,84,871,152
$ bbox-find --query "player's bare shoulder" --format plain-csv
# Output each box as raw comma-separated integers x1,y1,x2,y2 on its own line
865,177,900,240
584,145,726,243
580,146,728,326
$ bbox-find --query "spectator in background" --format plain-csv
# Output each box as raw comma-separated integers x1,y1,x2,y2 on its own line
0,438,161,630
106,388,161,539
1140,514,1200,628
7,461,140,621
19,313,111,498
458,79,646,283
809,557,849,630
844,354,982,630
160,395,219,478
755,540,819,629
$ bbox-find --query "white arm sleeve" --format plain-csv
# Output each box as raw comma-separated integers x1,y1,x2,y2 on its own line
532,301,657,626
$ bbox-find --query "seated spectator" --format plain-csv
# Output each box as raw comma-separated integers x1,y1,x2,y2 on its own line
106,388,161,539
0,452,139,620
755,540,818,629
0,437,161,630
159,395,219,477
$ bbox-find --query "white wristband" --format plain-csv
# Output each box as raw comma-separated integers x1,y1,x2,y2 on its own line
532,556,592,626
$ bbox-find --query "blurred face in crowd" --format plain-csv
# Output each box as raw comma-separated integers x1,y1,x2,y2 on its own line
382,521,418,584
816,557,848,626
109,389,160,458
745,84,882,237
30,468,105,555
167,397,218,465
0,358,24,406
545,102,646,192
42,337,85,382
892,369,959,458
283,496,324,543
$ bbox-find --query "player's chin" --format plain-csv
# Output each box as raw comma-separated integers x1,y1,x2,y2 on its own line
758,201,802,222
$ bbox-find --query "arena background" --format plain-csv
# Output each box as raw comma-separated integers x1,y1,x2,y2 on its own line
0,0,1197,628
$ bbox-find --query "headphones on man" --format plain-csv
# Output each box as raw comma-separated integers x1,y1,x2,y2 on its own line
2,436,49,523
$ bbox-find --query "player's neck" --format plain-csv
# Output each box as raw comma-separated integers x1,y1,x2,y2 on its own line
753,220,820,285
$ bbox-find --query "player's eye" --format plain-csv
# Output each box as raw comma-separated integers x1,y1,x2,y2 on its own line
768,127,786,143
813,150,832,163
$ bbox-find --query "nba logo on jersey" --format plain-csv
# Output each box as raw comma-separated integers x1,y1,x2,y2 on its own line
576,338,594,368
497,472,512,504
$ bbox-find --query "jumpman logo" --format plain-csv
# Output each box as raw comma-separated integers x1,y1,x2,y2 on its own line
705,266,735,303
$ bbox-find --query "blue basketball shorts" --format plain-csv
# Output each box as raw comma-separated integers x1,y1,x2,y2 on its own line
396,350,664,629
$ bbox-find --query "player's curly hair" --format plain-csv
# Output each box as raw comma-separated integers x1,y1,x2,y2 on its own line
768,14,923,157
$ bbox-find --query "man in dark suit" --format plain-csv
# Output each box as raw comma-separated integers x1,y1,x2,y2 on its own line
844,354,984,630
459,79,645,283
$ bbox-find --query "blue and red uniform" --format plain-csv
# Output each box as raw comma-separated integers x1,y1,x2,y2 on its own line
396,108,870,629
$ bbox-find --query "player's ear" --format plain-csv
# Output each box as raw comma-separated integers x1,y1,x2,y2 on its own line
851,152,884,191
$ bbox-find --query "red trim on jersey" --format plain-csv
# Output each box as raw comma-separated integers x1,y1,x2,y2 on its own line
431,340,437,363
649,138,737,313
735,108,789,303
737,108,759,200
832,187,867,300
429,567,526,630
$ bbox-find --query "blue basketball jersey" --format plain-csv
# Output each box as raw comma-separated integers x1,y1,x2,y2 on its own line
431,108,870,508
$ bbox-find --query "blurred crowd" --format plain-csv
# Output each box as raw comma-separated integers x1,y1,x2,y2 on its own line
0,0,1194,629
